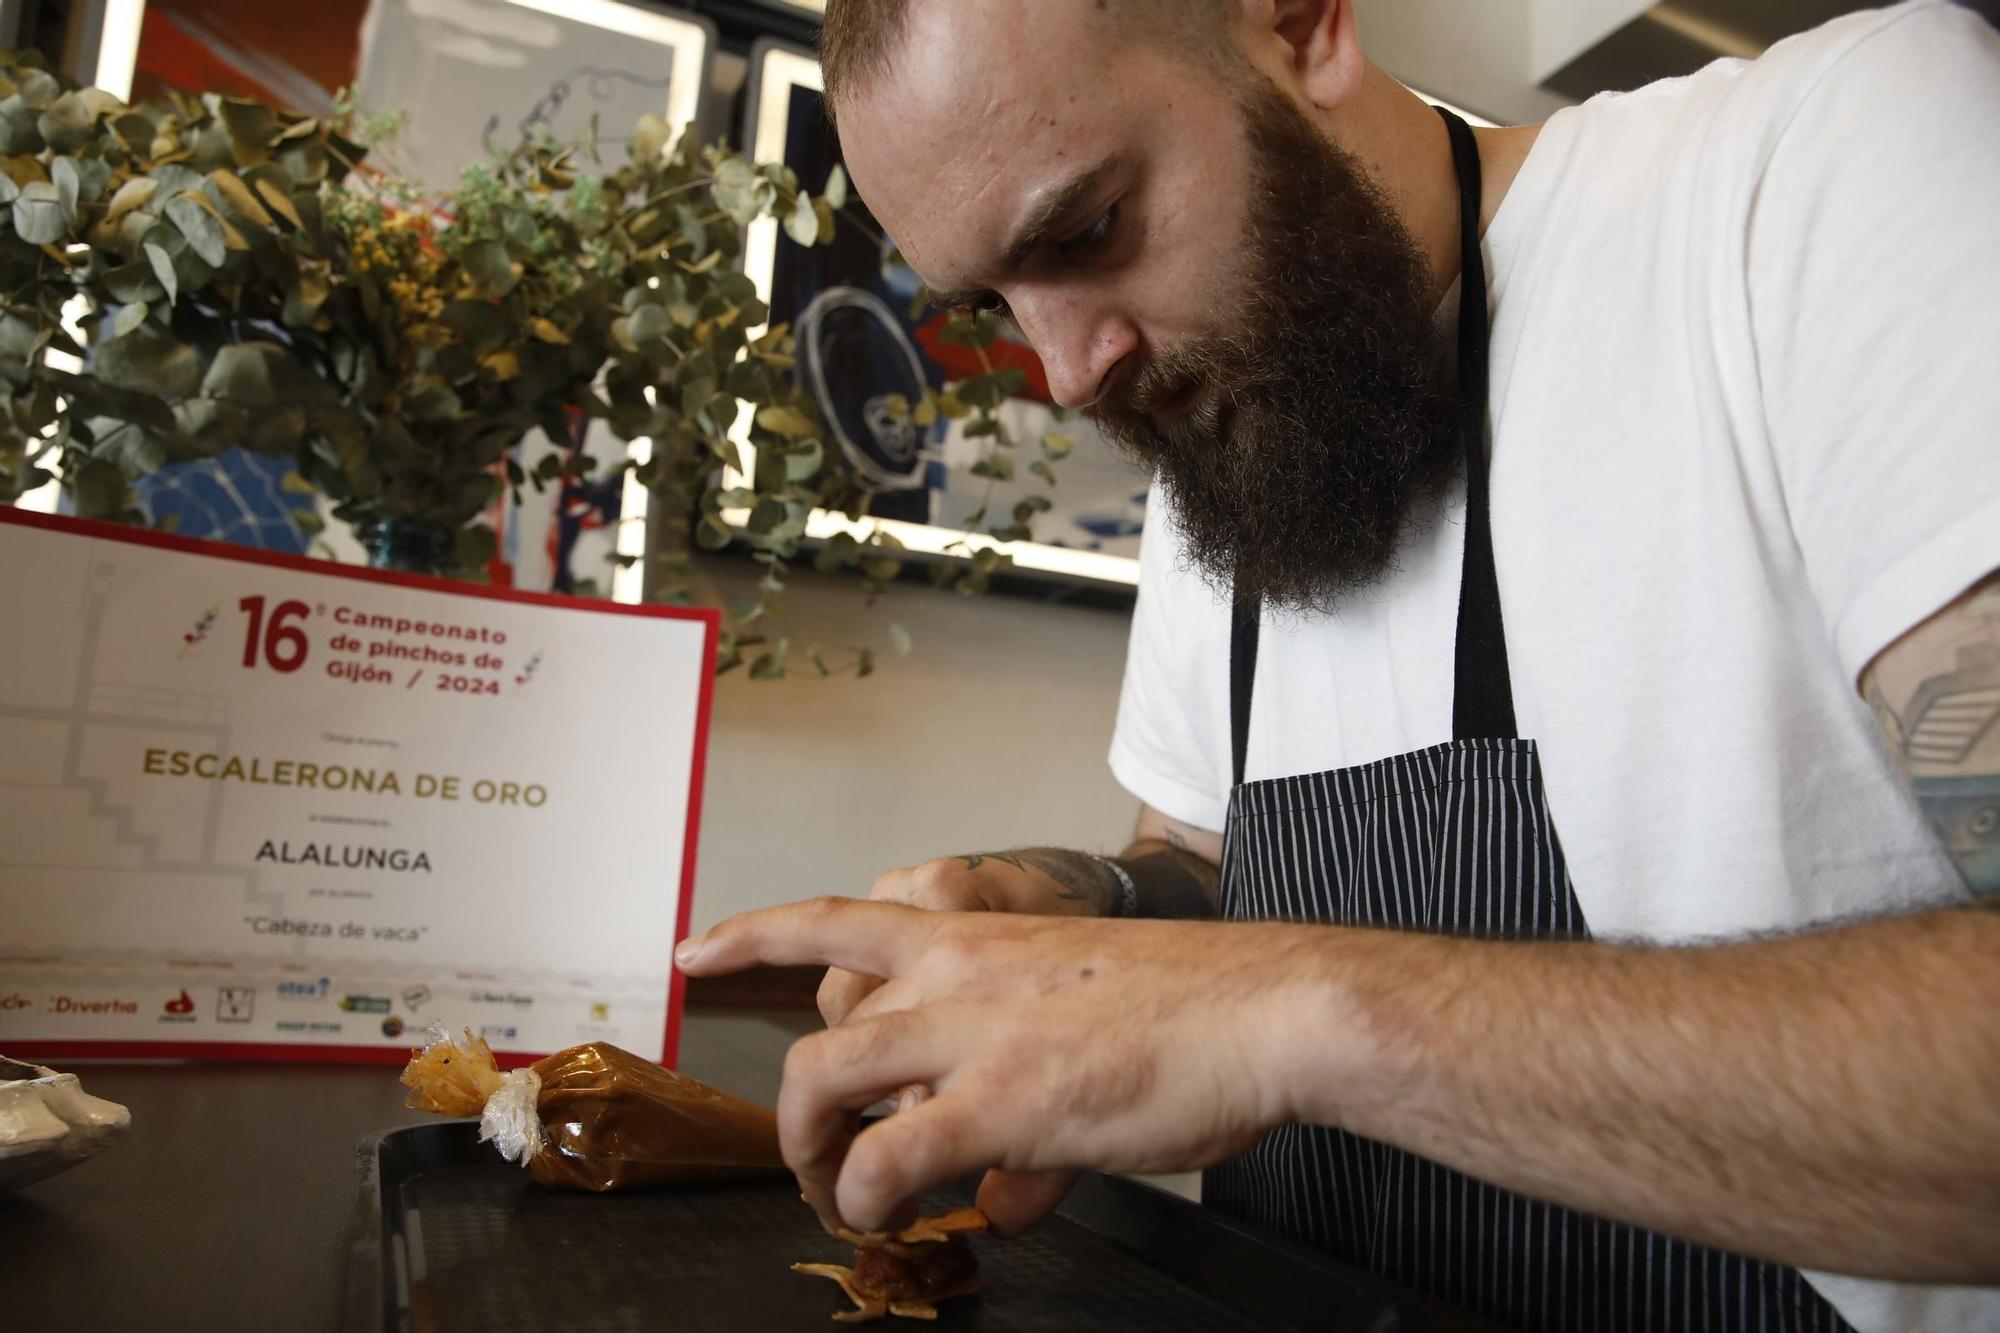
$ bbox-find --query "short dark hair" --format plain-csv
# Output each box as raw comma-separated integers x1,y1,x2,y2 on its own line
819,0,1231,116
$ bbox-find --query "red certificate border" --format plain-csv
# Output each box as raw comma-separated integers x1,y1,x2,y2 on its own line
0,506,716,1071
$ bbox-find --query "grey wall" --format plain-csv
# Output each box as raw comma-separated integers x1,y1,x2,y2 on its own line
688,563,1140,934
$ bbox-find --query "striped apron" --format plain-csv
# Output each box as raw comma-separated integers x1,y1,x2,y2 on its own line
1200,109,1855,1333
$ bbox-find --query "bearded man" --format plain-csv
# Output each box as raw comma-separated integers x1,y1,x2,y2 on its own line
675,3,2000,1328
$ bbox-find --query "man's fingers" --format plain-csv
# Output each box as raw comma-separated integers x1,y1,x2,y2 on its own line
975,1168,1079,1238
840,974,929,1027
817,967,881,1027
777,1008,969,1229
836,1089,1005,1232
676,897,932,979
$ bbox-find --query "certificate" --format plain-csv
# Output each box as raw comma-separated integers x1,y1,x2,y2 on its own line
0,510,716,1066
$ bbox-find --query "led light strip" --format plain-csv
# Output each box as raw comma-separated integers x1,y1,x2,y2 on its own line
17,293,89,513
92,0,145,101
718,503,1142,588
612,437,652,603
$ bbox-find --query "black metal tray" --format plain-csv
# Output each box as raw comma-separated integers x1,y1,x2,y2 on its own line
346,1122,1502,1332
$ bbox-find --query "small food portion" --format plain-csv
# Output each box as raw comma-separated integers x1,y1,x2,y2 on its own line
0,1056,132,1190
793,1207,990,1323
400,1024,786,1191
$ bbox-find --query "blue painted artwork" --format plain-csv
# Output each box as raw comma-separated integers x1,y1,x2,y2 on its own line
136,450,317,555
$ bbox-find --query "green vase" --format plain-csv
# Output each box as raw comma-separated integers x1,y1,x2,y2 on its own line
357,519,455,577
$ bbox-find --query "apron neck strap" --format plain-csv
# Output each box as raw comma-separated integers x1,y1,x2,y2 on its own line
1440,105,1519,743
1230,592,1261,789
1229,105,1515,788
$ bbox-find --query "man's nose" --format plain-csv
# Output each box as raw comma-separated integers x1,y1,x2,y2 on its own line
1007,290,1138,411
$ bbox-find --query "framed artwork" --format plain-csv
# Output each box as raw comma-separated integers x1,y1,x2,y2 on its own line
354,0,712,193
354,0,715,601
138,450,320,556
739,40,1145,590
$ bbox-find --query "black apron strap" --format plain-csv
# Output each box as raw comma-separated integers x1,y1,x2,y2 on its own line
1438,106,1519,743
1230,105,1518,785
1230,592,1260,788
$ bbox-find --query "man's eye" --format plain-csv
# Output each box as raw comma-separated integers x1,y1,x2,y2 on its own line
1061,204,1120,258
965,292,1012,321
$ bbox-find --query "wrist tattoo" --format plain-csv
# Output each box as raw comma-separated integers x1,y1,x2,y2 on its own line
1023,849,1124,915
957,846,1221,919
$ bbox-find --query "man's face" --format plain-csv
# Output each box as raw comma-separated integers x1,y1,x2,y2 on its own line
841,2,1456,608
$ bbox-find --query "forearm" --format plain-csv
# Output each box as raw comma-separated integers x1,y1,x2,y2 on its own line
1282,904,2000,1281
955,845,1219,919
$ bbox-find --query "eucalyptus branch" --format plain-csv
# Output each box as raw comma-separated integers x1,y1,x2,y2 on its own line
639,178,718,209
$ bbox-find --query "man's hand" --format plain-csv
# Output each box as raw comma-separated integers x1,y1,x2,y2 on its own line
675,900,1310,1237
683,894,2000,1280
820,809,1222,1027
817,853,1101,1027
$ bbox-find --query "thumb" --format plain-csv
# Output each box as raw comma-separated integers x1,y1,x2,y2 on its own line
974,1168,1079,1238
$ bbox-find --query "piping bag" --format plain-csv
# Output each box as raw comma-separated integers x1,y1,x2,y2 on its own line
400,1023,786,1191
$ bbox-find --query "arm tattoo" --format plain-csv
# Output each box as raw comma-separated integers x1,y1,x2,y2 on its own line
1024,850,1122,914
956,847,1220,919
956,852,1028,874
1868,574,2000,899
964,848,1123,915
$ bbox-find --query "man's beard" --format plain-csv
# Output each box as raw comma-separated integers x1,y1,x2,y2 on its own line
1091,81,1459,611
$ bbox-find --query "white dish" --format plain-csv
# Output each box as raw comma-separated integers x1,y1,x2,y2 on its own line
0,1057,132,1190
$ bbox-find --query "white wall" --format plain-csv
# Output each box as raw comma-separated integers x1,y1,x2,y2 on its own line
1526,0,1657,80
688,563,1140,934
1354,0,1590,124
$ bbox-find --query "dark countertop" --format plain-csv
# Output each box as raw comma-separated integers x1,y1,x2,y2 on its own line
5,1010,1482,1333
1,1008,811,1333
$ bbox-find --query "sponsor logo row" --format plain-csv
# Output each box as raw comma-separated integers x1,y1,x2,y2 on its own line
0,987,612,1042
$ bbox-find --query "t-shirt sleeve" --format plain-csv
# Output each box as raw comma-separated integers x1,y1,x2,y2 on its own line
1748,0,2000,684
1108,491,1231,833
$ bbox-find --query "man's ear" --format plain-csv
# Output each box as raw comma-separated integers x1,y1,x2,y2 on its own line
1250,0,1365,110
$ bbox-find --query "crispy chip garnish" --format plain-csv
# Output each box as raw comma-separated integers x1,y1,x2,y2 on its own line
792,1262,982,1323
836,1206,991,1249
795,1208,989,1322
792,1263,895,1323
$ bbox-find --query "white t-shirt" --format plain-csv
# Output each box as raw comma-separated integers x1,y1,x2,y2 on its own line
1108,4,2000,1329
